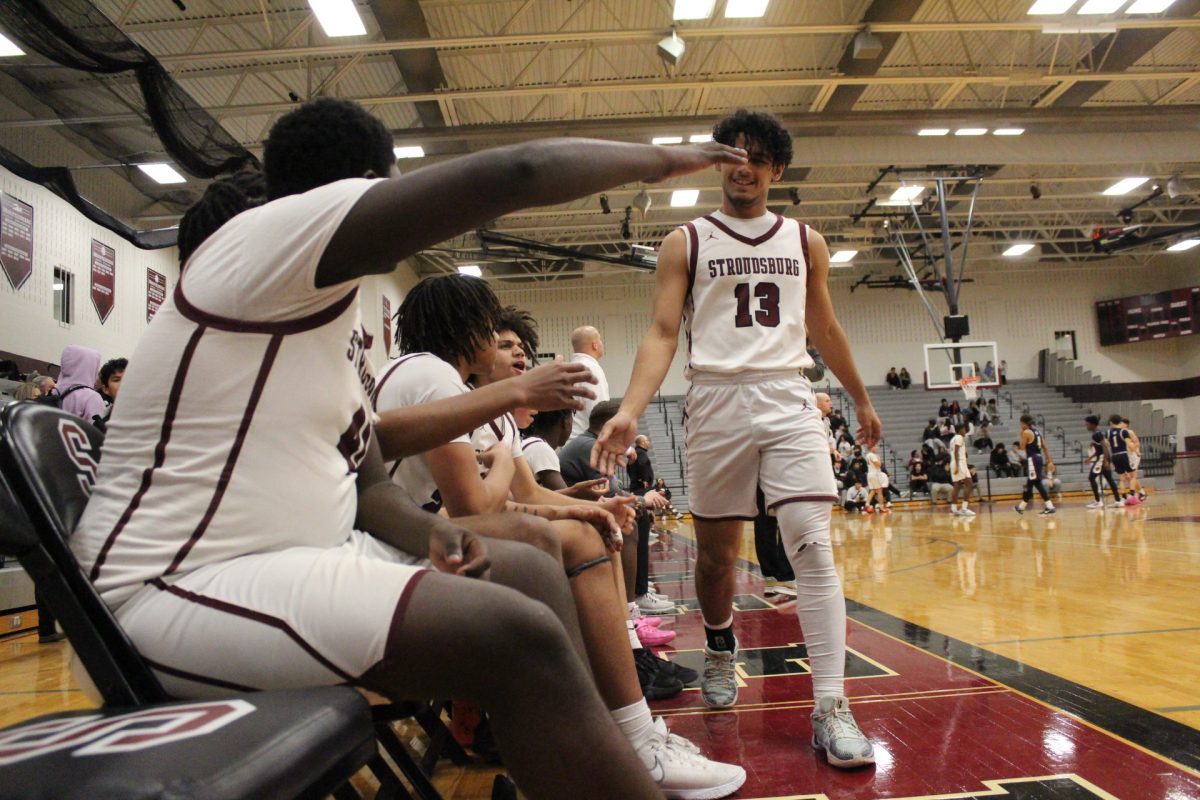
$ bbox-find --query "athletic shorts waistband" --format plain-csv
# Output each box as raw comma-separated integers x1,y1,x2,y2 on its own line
688,368,808,386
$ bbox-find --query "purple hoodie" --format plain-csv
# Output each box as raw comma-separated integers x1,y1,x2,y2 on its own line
57,345,106,422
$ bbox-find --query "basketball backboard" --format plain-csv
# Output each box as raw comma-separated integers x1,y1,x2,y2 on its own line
923,341,1000,391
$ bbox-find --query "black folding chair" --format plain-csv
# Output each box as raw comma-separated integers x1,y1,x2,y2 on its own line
0,402,377,799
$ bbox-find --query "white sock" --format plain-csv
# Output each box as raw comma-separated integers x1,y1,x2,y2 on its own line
1017,501,1027,510
627,601,640,620
611,699,656,757
625,620,641,649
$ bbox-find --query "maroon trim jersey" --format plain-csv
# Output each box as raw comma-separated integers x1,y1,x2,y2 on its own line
681,210,815,377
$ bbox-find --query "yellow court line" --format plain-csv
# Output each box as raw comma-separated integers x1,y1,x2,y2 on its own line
852,615,1200,781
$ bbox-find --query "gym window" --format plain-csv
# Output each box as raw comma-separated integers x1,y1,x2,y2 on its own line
53,266,73,325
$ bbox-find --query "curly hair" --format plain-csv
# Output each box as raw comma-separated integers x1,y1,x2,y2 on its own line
263,97,394,200
497,306,540,366
712,108,793,169
395,274,502,367
177,167,266,267
100,358,127,386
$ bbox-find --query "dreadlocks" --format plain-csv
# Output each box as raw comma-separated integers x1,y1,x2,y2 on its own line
396,274,502,367
497,305,540,366
177,167,266,267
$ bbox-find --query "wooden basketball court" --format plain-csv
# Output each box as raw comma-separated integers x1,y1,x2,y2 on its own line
4,489,1198,798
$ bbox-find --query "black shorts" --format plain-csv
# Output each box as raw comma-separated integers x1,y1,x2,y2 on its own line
1025,456,1044,482
1111,453,1132,475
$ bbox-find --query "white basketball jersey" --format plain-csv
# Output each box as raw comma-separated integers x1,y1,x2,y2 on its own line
72,178,381,609
521,436,560,476
681,210,815,376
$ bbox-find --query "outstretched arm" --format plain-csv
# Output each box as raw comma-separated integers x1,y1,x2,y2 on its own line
592,228,689,475
805,229,880,447
318,140,745,286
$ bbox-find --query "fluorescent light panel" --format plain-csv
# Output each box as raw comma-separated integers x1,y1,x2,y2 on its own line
308,0,366,37
457,265,483,277
52,283,64,290
0,32,24,57
1027,0,1076,13
673,0,716,19
1166,238,1200,251
137,163,186,184
1003,243,1036,256
918,128,949,136
1126,0,1176,11
830,250,858,263
890,186,925,201
725,0,769,17
670,189,700,207
1103,177,1149,195
993,128,1025,135
393,145,425,158
955,128,988,136
652,136,683,145
689,133,713,143
1078,0,1125,12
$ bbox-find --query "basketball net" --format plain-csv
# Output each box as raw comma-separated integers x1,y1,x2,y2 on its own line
959,375,980,402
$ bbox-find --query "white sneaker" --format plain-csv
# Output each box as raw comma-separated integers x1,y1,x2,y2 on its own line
960,507,976,517
950,507,964,516
642,718,746,799
636,593,676,615
1105,500,1122,509
811,696,875,768
1085,501,1104,509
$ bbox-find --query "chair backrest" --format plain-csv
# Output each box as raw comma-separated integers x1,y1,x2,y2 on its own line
0,401,168,707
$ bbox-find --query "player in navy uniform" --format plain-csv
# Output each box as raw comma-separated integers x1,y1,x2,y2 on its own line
1015,414,1056,516
1107,414,1147,504
1084,415,1122,509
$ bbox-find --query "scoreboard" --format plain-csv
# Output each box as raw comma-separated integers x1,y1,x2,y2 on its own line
1096,285,1199,346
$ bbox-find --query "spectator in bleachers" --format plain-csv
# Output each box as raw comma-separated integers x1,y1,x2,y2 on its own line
982,361,996,383
98,358,127,405
56,345,106,427
1009,441,1025,472
926,451,954,504
973,423,993,453
843,481,868,513
836,431,854,459
938,418,954,444
990,443,1016,477
898,367,912,389
13,381,40,401
828,407,846,436
986,397,999,420
0,360,20,380
937,399,951,418
921,419,940,445
999,359,1008,385
652,478,683,521
29,372,55,396
1042,463,1063,500
908,452,929,498
885,368,900,390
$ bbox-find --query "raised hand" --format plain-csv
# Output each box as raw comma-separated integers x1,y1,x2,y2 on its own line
647,141,748,183
591,411,638,476
514,361,598,411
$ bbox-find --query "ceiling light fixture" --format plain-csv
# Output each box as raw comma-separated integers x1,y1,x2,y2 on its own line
1103,177,1149,195
670,189,700,207
830,250,858,263
1027,0,1077,13
993,128,1025,135
1078,0,1126,12
852,28,883,59
1126,0,1176,11
652,136,684,145
632,189,652,217
1166,238,1199,251
657,28,686,65
918,128,950,136
725,0,769,18
1004,243,1036,256
393,146,425,159
0,32,25,57
955,128,988,136
890,186,926,201
673,0,716,19
689,133,713,143
308,0,366,37
137,163,187,184
457,265,483,277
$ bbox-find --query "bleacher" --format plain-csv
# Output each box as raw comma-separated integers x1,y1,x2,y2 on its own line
637,397,691,514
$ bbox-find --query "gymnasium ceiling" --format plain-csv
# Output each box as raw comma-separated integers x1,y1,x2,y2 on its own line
0,0,1198,285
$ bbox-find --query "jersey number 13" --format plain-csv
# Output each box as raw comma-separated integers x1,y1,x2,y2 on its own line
733,282,781,328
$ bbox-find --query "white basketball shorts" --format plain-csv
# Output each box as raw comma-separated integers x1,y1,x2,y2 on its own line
115,530,430,698
867,471,885,490
951,467,970,483
683,371,838,520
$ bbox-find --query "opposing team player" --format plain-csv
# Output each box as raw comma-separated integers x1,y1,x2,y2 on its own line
1108,414,1147,504
1015,414,1056,516
71,96,748,800
1084,415,1122,509
949,423,976,516
593,108,880,768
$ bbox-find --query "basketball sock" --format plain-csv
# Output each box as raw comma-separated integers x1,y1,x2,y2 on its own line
777,502,845,700
1017,501,1027,511
610,699,655,755
704,618,736,652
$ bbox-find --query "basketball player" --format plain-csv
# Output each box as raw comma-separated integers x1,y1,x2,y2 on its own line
949,423,976,516
593,108,880,768
71,97,749,800
1108,414,1147,504
1015,414,1056,516
1084,415,1122,509
864,445,889,515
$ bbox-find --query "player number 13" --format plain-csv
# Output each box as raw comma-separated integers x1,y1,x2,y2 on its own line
734,282,781,328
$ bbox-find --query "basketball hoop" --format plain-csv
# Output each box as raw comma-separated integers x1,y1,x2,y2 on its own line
959,375,981,402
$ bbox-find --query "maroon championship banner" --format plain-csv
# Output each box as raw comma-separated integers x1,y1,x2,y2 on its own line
90,239,116,324
0,193,34,290
146,268,166,323
382,295,392,357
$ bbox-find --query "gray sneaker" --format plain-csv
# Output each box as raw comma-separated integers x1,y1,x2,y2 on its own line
811,696,875,768
700,647,738,708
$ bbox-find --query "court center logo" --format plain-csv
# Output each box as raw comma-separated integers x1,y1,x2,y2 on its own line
0,699,255,766
58,418,99,495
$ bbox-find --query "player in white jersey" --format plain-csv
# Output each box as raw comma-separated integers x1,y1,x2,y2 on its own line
949,423,976,516
70,96,750,800
375,276,744,798
864,446,890,515
593,109,880,769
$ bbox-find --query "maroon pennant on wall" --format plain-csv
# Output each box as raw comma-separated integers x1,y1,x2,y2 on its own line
90,239,116,324
146,268,166,323
382,295,392,357
0,193,34,290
